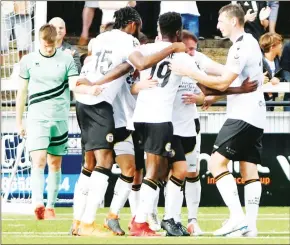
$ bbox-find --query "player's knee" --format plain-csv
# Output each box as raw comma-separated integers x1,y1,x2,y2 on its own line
187,171,199,178
240,161,259,181
172,161,187,180
122,164,135,177
84,151,96,171
95,149,114,169
30,150,47,169
47,156,62,172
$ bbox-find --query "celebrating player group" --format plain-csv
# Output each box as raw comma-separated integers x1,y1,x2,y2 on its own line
16,4,265,238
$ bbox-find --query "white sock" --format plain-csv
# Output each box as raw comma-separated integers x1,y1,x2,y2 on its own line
81,169,110,224
185,176,201,222
174,189,184,223
164,176,184,220
216,172,245,220
129,184,141,217
135,179,158,223
153,186,160,214
73,169,92,221
245,180,261,231
110,174,133,216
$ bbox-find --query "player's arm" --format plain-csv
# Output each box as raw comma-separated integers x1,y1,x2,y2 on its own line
197,78,258,96
16,77,28,136
171,63,238,91
128,42,186,71
195,51,226,76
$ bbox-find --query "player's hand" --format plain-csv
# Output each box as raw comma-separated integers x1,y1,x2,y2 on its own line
169,59,189,76
17,124,26,138
270,77,280,85
240,78,258,93
172,42,186,53
139,76,158,90
76,78,92,86
263,71,269,84
89,85,104,96
64,49,76,56
245,9,257,22
182,93,199,105
201,96,216,110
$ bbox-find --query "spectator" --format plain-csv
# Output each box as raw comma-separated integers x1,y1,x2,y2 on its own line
160,1,200,38
259,32,284,111
78,1,135,46
233,1,270,41
78,1,99,46
267,1,279,33
99,1,136,30
280,41,290,111
49,17,81,73
1,1,33,64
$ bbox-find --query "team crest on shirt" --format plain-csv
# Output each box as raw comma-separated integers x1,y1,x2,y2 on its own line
106,133,114,143
168,149,175,158
165,142,171,152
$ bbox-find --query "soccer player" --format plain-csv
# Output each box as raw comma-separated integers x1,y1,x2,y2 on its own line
16,24,79,220
70,7,186,236
127,12,201,237
170,4,266,237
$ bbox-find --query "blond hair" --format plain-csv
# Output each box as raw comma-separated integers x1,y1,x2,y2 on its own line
39,24,57,44
259,32,283,53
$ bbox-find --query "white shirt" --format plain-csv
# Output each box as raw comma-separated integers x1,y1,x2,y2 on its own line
75,30,139,106
226,33,266,129
172,74,201,137
160,1,200,16
132,41,198,123
113,76,136,129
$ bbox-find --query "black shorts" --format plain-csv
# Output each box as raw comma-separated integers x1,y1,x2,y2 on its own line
76,101,115,151
132,130,145,171
115,127,131,144
134,122,173,157
213,119,263,164
194,118,200,135
169,135,196,163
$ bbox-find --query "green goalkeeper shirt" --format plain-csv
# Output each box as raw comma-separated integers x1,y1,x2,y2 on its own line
19,49,79,121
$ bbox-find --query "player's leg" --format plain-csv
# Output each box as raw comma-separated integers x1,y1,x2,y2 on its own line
27,120,51,220
130,122,173,236
240,162,261,237
211,119,249,236
240,129,263,237
78,102,114,236
44,120,69,219
185,133,203,236
162,136,187,236
105,131,135,235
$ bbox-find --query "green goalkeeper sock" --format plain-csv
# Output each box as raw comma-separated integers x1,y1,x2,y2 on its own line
31,167,45,207
46,170,62,209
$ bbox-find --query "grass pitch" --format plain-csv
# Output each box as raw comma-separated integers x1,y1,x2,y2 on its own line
2,207,290,244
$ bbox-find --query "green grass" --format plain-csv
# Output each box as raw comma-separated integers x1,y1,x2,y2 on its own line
2,207,290,244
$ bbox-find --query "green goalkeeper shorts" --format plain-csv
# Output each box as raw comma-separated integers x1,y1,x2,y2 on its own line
26,120,68,156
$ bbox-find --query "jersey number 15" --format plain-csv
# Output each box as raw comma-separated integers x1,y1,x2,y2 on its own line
95,50,113,75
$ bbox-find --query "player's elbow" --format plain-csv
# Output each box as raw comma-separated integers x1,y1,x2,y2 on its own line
216,81,230,92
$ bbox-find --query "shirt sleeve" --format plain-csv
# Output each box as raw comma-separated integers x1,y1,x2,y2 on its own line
226,44,248,75
66,56,79,78
194,51,213,72
19,55,30,80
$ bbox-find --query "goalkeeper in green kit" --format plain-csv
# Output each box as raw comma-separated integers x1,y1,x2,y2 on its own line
16,24,79,220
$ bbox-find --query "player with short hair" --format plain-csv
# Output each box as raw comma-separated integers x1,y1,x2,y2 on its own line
16,24,79,220
70,7,186,237
170,3,266,237
127,12,201,237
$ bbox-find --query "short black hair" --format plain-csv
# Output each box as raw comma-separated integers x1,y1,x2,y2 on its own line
113,7,142,29
158,12,182,38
